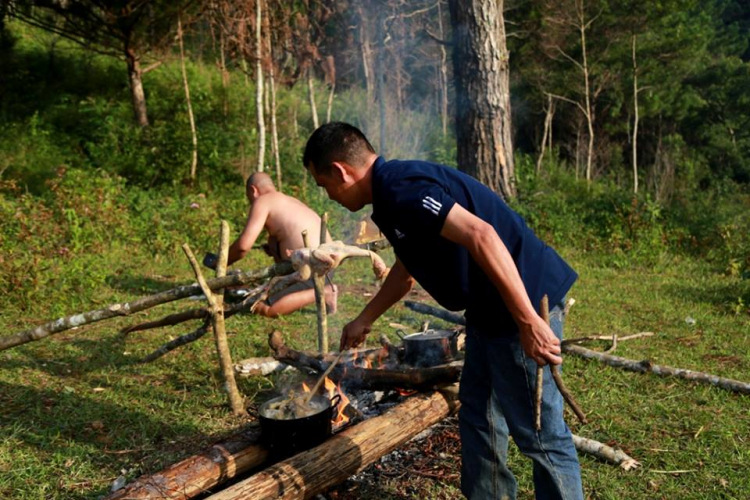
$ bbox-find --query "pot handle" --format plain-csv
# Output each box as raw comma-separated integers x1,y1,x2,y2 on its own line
395,329,407,340
329,393,342,411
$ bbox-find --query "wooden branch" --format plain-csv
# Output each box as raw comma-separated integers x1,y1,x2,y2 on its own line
541,295,587,425
571,434,640,471
404,301,466,326
234,357,289,378
563,343,750,394
120,307,209,335
186,223,245,417
562,332,654,345
106,424,268,500
314,214,329,353
1,261,293,352
140,321,210,363
534,295,549,431
205,385,461,500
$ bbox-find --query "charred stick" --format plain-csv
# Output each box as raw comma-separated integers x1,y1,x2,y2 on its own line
404,301,466,326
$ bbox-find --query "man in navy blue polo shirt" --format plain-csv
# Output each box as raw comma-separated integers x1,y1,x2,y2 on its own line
303,122,583,500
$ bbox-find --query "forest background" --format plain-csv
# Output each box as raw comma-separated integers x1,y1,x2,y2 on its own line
0,1,749,499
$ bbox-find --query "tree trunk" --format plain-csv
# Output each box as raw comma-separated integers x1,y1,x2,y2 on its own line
448,0,515,199
631,34,639,194
307,67,319,130
220,29,229,116
537,94,554,173
178,17,199,181
255,0,266,173
437,0,449,137
376,10,387,157
125,48,149,127
205,386,461,500
106,425,268,500
266,16,282,191
578,2,594,183
359,5,374,102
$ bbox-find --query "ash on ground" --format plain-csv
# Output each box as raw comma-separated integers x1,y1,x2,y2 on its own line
327,415,462,500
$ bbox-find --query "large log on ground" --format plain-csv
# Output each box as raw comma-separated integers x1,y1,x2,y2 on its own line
0,261,293,352
206,385,460,500
269,331,462,390
106,424,268,500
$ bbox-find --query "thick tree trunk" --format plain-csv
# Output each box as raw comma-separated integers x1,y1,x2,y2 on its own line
448,0,515,199
205,386,461,500
178,17,199,181
0,261,293,352
125,49,149,127
106,425,268,500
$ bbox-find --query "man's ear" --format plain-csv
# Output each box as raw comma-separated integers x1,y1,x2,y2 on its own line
330,161,351,182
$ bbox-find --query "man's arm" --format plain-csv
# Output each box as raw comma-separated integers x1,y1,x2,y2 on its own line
340,258,415,350
440,203,562,366
227,200,270,266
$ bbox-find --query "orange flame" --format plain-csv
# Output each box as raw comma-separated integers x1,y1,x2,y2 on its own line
396,388,417,397
301,382,310,393
324,377,350,426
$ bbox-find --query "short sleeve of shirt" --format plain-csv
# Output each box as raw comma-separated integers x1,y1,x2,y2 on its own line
382,176,457,236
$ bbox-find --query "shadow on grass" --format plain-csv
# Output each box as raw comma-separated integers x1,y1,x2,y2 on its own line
664,278,750,313
105,273,183,296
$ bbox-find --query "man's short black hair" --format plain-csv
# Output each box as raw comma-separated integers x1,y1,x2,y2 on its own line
303,122,376,176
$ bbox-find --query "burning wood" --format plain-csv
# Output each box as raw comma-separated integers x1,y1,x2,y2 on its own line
268,331,463,391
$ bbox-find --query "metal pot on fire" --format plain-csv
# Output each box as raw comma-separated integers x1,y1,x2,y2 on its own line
258,393,342,457
397,329,460,367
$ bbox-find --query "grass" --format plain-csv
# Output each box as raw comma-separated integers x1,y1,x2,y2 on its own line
0,239,748,499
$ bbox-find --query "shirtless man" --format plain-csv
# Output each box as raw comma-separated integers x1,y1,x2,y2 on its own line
204,172,337,317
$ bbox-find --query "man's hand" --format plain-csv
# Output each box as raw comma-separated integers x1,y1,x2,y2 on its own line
202,252,218,270
519,315,562,366
340,317,372,350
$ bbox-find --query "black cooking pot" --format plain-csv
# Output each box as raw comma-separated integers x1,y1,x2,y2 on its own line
258,393,341,458
398,329,459,367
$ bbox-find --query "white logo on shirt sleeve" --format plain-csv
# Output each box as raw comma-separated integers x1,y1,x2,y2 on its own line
422,196,442,216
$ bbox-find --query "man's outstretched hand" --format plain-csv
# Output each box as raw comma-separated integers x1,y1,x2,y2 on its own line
202,252,218,270
340,317,372,351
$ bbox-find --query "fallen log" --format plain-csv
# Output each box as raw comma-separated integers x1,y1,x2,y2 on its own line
563,343,750,394
205,385,460,500
106,424,268,500
571,435,640,471
404,301,466,326
269,331,462,390
0,261,293,352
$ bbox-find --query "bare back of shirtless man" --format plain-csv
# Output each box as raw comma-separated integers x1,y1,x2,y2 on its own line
225,172,337,317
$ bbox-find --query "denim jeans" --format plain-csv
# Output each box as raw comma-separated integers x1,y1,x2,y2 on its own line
459,301,583,500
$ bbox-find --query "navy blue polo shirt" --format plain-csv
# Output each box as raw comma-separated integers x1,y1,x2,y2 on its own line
370,157,577,335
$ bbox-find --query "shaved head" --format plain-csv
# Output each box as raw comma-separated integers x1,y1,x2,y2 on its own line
247,172,276,194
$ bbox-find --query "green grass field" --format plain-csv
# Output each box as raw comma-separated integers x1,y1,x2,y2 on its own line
0,234,748,499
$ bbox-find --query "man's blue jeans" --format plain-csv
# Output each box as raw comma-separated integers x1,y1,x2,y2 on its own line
459,301,583,500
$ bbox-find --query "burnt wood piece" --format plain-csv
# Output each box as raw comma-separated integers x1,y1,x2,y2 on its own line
268,331,462,390
106,425,268,500
563,343,750,395
205,385,460,500
404,301,466,326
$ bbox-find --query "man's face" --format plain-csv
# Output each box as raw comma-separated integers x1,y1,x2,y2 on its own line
310,163,365,212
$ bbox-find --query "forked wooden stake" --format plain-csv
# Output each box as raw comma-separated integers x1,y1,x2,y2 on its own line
540,294,587,425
